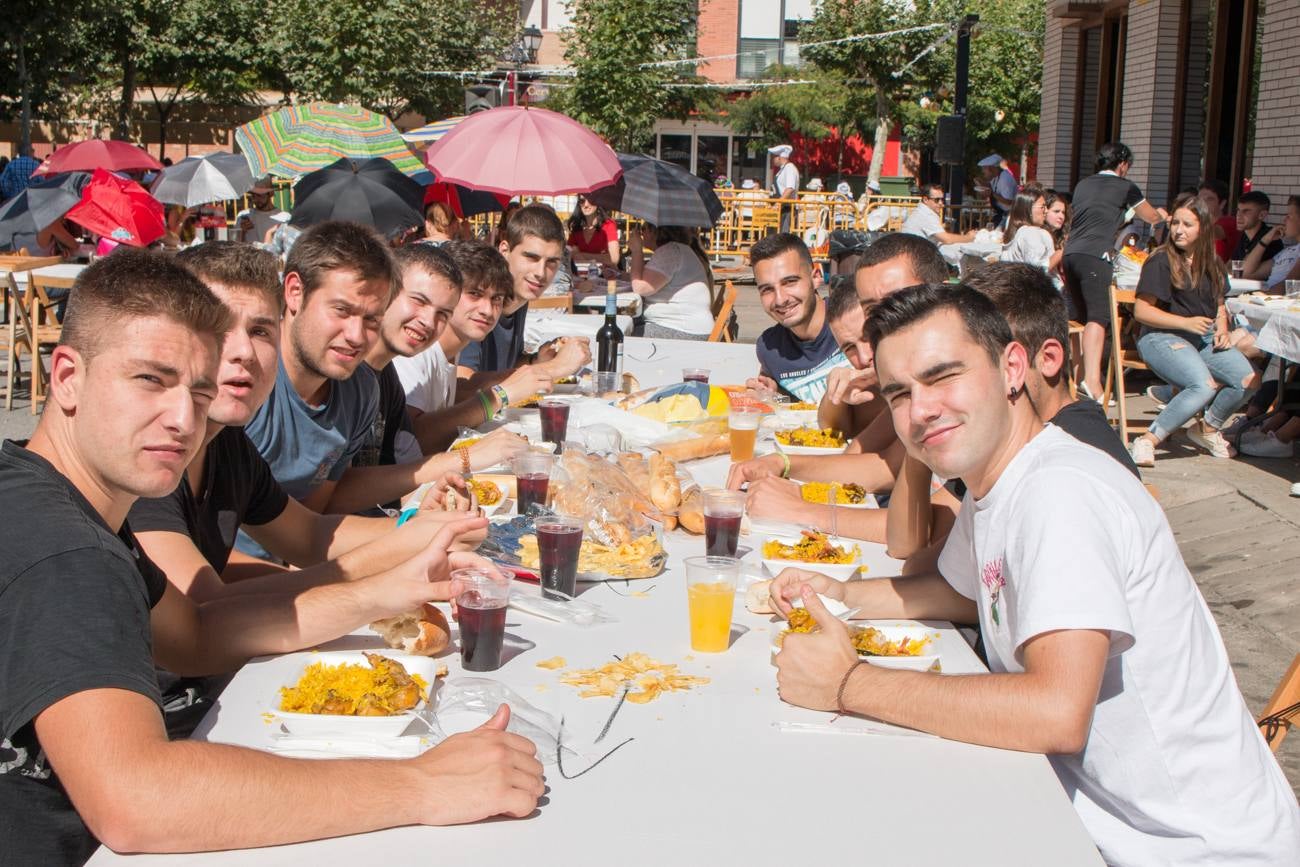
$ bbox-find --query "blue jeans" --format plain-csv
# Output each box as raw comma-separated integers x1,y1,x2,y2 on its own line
1137,330,1256,439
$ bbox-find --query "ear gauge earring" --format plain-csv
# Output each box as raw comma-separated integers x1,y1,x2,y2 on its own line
1008,386,1018,399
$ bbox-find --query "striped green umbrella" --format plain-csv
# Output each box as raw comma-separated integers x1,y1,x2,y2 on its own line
400,116,466,145
235,102,431,181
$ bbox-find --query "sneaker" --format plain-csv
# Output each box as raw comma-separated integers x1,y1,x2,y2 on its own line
1239,428,1270,447
1186,426,1236,459
1146,384,1173,410
1241,431,1294,458
1290,482,1300,497
1078,381,1116,407
1130,436,1156,467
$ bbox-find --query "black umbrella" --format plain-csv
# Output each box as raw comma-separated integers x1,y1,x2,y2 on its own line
0,171,91,249
290,157,424,238
586,153,724,228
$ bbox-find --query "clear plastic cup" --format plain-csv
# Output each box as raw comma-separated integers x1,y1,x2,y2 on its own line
728,407,762,462
683,556,739,653
702,489,745,557
682,368,710,384
454,568,511,672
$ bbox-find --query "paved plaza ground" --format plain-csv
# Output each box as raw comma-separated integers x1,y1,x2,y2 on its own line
3,285,1296,794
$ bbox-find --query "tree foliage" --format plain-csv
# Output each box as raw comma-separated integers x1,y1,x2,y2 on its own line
800,0,960,181
725,0,1044,181
550,0,710,152
269,0,518,121
727,66,876,176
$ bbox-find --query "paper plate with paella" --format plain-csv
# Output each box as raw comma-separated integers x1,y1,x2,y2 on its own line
774,426,848,456
770,613,942,672
270,650,439,738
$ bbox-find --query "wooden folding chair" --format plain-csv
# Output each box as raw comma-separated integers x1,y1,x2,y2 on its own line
2,271,33,411
530,293,574,312
1067,319,1085,400
708,280,737,343
1101,284,1150,443
25,273,65,414
1258,654,1300,752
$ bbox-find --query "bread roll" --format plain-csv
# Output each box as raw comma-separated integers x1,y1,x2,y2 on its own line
370,604,451,655
745,579,775,615
678,486,705,534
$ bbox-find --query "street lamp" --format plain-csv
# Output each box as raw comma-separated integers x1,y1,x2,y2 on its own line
507,25,544,106
521,25,543,62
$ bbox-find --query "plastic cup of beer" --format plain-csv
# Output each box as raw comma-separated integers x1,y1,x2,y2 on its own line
454,568,511,672
684,556,739,653
728,407,762,462
702,489,745,557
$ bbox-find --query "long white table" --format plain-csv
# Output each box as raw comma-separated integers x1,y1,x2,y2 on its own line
89,341,1101,865
1228,296,1300,365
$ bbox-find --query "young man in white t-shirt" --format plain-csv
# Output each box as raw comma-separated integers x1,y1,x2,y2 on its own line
769,283,1300,866
393,240,554,451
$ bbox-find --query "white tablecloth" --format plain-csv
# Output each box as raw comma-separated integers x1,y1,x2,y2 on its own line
10,262,88,287
1228,296,1300,364
88,451,1100,866
88,357,1100,864
524,311,635,354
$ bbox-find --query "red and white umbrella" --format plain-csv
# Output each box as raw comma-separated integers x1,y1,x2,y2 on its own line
424,106,621,196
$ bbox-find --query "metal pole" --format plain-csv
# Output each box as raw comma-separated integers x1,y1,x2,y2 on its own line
949,14,979,210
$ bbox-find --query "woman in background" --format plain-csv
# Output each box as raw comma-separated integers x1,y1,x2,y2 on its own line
627,224,716,340
566,195,620,269
1129,193,1256,465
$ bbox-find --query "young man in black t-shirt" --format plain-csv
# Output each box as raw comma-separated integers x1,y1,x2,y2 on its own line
0,249,541,865
746,233,851,403
131,243,483,598
965,263,1140,476
1234,190,1284,269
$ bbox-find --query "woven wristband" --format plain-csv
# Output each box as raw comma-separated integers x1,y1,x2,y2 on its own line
836,660,867,714
458,446,472,476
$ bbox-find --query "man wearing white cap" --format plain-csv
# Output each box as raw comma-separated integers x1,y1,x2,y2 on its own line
979,154,1017,223
238,177,281,244
768,144,800,233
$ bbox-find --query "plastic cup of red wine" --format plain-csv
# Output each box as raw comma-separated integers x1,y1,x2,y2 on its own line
510,452,555,515
702,489,746,558
453,568,511,672
535,516,585,601
682,368,710,384
538,399,571,452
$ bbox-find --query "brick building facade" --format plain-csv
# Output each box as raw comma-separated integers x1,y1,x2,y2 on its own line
1038,0,1299,208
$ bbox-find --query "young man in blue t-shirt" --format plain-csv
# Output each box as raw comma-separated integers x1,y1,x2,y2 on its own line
745,233,850,403
243,222,526,519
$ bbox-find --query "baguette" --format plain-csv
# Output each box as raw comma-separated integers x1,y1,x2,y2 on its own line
648,453,682,512
653,433,730,462
745,579,775,614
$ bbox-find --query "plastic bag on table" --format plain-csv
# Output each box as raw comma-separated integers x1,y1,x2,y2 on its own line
508,580,618,626
419,677,576,765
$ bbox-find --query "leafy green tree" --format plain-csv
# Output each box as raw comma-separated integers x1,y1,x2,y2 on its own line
965,0,1043,178
800,0,960,183
268,0,518,121
727,66,875,177
550,0,708,152
0,1,102,149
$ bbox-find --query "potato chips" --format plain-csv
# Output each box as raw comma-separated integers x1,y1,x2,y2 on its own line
556,653,710,704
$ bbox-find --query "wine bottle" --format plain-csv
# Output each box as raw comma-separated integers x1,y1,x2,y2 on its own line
596,278,624,374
